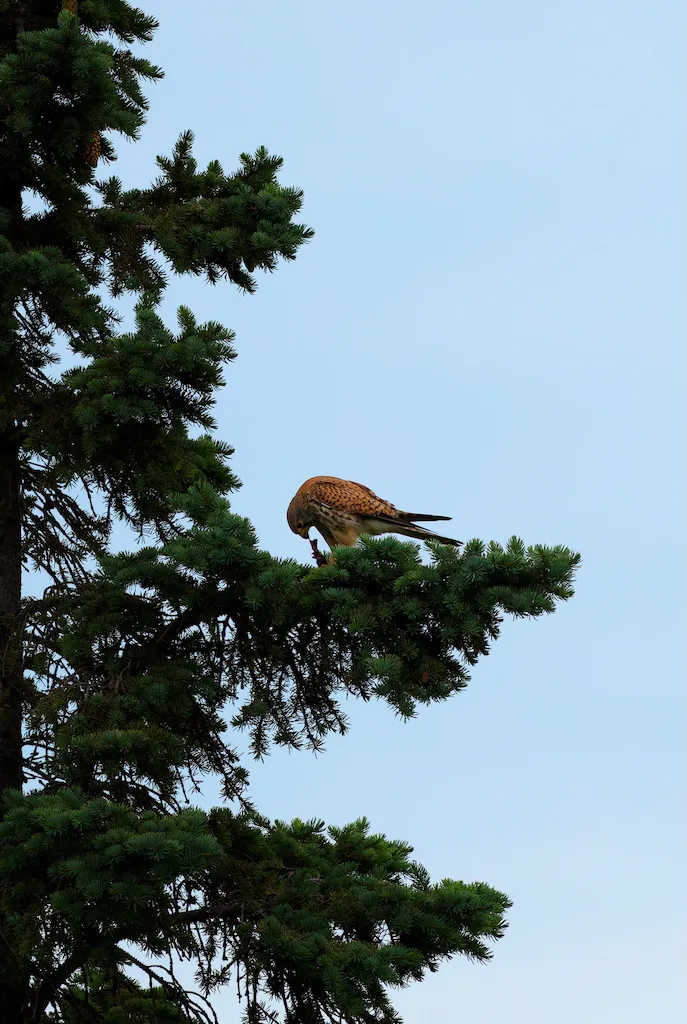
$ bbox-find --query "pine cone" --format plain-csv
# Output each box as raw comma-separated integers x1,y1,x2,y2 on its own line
62,0,78,13
83,132,101,168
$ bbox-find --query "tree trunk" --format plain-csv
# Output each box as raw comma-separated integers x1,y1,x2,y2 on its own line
1,988,25,1024
0,175,24,803
0,425,22,798
0,425,24,1024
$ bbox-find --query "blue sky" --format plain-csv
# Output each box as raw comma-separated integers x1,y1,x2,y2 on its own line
104,2,684,1020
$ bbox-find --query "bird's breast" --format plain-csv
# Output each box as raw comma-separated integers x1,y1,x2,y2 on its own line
314,504,362,547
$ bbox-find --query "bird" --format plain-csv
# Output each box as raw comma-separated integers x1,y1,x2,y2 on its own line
287,476,461,550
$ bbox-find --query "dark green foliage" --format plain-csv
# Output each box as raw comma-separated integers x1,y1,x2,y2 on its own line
0,3,579,1023
25,487,578,797
0,791,511,1024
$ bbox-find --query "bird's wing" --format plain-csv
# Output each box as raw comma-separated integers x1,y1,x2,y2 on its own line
308,477,400,518
305,477,453,528
340,481,453,525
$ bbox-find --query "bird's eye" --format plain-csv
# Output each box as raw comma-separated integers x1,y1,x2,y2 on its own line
296,520,304,531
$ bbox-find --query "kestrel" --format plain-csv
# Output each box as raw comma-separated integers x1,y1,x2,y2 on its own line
287,476,461,550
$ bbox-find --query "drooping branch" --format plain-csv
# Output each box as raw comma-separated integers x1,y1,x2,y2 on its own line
22,462,109,585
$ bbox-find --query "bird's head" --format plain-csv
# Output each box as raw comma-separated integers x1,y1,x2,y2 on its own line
286,496,312,539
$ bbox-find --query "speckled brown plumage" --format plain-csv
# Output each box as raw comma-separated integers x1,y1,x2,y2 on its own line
286,476,461,550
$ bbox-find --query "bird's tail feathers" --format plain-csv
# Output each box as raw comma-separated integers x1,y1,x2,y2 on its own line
397,523,462,547
400,512,452,523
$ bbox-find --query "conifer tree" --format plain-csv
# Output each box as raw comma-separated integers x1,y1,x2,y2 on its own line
0,3,580,1022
